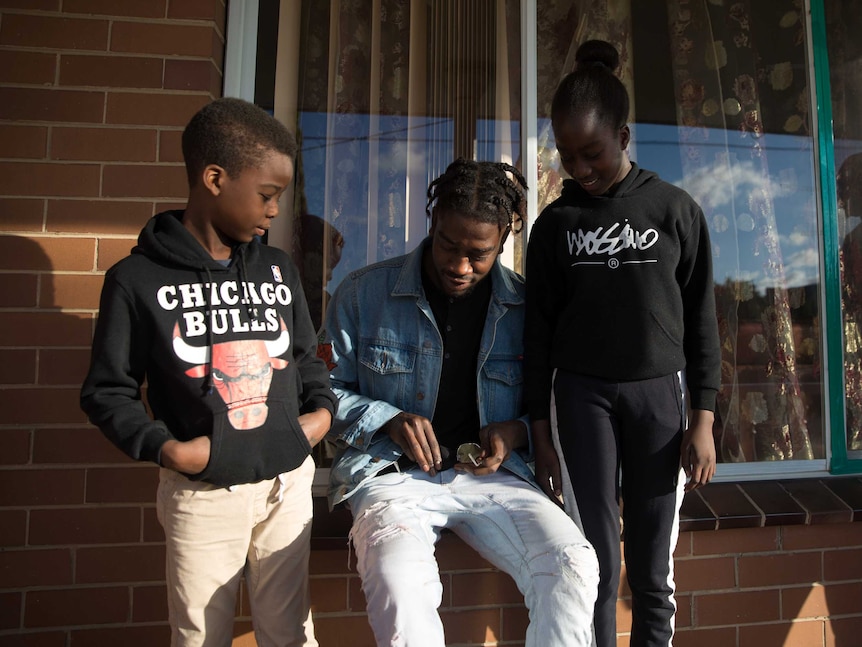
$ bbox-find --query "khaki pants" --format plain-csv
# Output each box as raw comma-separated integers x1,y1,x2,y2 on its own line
156,455,318,647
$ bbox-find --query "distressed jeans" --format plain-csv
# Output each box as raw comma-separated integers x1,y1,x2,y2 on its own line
347,468,599,647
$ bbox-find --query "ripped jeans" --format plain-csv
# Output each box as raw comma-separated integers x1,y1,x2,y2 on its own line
347,468,599,647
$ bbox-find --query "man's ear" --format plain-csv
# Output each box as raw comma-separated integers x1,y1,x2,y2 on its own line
619,124,631,150
202,164,225,196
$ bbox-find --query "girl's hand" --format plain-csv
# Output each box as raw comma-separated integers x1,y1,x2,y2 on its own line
160,436,211,474
531,419,564,506
681,409,716,491
298,408,333,448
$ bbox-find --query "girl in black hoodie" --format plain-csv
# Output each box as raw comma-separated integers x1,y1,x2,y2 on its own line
525,41,720,647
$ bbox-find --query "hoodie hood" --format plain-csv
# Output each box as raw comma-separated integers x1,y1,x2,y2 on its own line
560,162,659,201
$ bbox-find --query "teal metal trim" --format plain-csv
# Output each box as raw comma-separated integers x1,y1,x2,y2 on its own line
809,0,859,473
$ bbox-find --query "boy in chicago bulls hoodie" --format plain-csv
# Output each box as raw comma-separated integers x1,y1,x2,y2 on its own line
81,97,337,647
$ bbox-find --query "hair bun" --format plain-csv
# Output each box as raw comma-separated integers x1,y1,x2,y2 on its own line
574,39,620,72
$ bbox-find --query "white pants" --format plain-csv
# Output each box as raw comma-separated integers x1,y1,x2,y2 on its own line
156,455,317,647
348,468,599,647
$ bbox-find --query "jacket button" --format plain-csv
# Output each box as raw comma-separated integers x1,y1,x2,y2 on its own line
417,392,425,400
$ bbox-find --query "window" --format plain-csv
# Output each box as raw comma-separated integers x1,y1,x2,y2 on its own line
230,0,861,478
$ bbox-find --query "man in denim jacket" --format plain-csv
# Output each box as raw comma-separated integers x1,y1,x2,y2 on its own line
324,160,599,647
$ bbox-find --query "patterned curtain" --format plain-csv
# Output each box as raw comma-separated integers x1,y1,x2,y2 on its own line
665,0,815,461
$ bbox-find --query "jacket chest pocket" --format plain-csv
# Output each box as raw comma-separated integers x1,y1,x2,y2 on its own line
359,343,418,406
481,357,523,421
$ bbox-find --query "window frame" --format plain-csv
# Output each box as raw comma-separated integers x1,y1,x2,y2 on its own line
223,0,861,480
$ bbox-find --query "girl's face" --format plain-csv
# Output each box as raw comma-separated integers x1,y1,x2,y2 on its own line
552,108,631,196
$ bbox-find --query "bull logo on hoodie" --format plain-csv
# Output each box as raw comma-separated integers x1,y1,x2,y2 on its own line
172,321,290,430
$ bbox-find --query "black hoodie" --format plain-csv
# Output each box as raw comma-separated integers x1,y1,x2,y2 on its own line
524,163,720,421
81,210,337,487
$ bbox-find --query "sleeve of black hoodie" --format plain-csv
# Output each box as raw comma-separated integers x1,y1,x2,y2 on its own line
80,264,176,464
524,208,566,422
677,204,721,412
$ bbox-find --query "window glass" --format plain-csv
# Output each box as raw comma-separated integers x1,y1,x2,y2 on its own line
825,0,862,455
535,0,825,464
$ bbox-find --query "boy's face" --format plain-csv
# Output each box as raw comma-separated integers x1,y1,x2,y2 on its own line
209,151,294,244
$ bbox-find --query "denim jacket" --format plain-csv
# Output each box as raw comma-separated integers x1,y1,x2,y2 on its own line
324,238,536,509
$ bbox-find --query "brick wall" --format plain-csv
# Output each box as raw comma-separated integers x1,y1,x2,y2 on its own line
1,3,861,647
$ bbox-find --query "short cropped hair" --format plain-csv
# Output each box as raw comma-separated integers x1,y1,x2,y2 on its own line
181,97,298,185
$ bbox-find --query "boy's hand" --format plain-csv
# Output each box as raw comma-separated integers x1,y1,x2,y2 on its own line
160,436,211,474
380,412,442,475
454,420,526,476
681,409,716,491
298,408,333,447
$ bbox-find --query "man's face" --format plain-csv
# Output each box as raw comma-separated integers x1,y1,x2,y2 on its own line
425,210,508,298
211,151,294,244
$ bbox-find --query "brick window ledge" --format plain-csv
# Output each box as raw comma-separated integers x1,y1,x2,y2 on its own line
309,476,862,548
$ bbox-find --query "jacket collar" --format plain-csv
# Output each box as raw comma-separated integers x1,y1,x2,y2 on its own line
391,237,523,306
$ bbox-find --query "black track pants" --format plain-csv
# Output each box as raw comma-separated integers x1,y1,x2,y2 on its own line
554,371,685,647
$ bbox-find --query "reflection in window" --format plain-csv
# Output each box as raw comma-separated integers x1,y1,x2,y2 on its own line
826,0,862,453
536,0,823,463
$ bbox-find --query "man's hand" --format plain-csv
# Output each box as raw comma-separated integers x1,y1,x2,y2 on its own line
455,420,526,476
530,419,563,505
299,408,333,448
681,409,716,491
160,436,211,474
380,412,442,474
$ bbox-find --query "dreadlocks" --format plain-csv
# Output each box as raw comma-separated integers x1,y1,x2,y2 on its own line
426,158,528,234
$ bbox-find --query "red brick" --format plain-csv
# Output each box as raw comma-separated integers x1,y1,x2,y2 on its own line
131,584,167,622
47,200,153,235
0,312,93,346
450,571,521,606
0,198,45,232
436,534,494,571
164,58,221,94
616,597,632,633
37,348,91,386
0,510,27,547
106,91,210,127
675,556,736,593
0,273,38,307
695,589,780,627
309,576,348,613
0,631,68,647
439,607,502,644
158,130,184,163
824,547,862,582
76,544,165,583
311,614,375,647
783,522,862,551
738,551,822,588
0,469,85,506
28,506,141,545
0,162,101,198
739,619,825,647
676,593,692,628
0,349,36,385
64,0,167,18
500,603,529,642
0,14,109,50
828,616,862,647
675,531,693,558
0,125,48,159
308,547,350,575
102,164,187,199
96,237,137,270
0,235,95,271
142,507,164,543
0,0,59,10
693,525,780,556
673,627,737,647
0,591,21,630
783,582,862,619
110,21,218,57
0,88,105,124
32,427,132,465
0,50,56,85
24,586,128,627
346,574,366,612
43,273,104,309
0,388,86,425
60,54,163,89
0,548,73,588
168,0,224,21
70,624,172,646
51,126,157,162
0,428,31,464
86,466,159,503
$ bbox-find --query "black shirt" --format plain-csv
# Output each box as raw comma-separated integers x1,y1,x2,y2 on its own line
422,267,491,452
